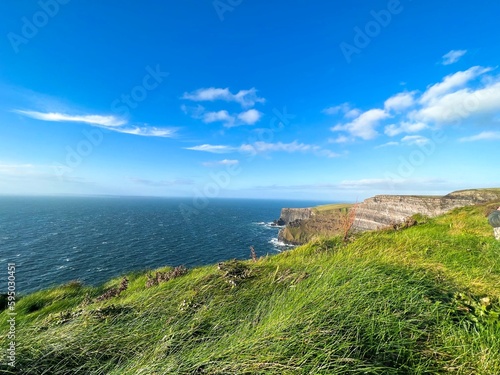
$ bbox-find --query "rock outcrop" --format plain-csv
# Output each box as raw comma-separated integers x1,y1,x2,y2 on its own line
275,208,313,226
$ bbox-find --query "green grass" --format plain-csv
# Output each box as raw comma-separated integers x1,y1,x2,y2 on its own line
312,203,353,214
1,203,500,374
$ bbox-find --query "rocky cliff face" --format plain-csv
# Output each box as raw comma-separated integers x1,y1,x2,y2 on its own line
276,189,500,245
353,189,500,231
276,208,313,226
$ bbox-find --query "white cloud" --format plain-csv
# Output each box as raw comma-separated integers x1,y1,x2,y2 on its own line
0,163,63,180
328,65,499,145
184,144,236,153
130,178,194,187
316,149,340,158
419,66,491,104
0,163,35,174
186,106,262,127
203,110,235,127
375,141,399,149
202,159,239,167
323,103,361,119
332,108,389,140
441,49,467,65
237,109,262,125
322,103,350,115
14,109,177,138
384,91,416,112
113,126,177,138
186,141,335,158
328,135,351,144
415,80,500,124
182,87,265,108
14,110,126,127
384,121,428,136
337,178,449,190
459,131,500,142
345,108,362,119
401,135,430,146
240,141,313,154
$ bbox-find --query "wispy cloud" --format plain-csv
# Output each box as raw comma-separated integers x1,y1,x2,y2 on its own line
375,141,399,149
328,135,352,144
384,121,428,136
322,103,350,115
113,126,178,138
0,163,36,174
184,105,262,127
0,162,82,184
14,109,177,138
240,141,339,158
130,178,194,187
240,141,314,154
186,141,338,158
459,131,500,142
254,178,452,192
401,135,430,146
441,49,467,65
202,159,239,167
419,66,491,104
14,110,126,127
337,177,450,190
182,87,265,108
184,144,237,153
323,103,361,118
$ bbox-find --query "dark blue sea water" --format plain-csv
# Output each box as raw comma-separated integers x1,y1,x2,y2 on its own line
0,197,329,294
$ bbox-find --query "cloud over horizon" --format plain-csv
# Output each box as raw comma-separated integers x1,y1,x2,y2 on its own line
186,141,338,158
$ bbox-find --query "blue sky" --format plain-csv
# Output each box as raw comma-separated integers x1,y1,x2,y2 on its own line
0,0,499,201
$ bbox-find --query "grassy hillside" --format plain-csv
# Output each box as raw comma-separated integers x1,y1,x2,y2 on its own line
1,202,500,374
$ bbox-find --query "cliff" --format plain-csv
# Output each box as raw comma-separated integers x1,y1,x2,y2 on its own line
278,188,500,244
354,188,500,231
275,208,313,226
277,204,351,245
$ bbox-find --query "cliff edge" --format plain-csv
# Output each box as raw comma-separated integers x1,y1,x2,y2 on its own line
277,188,500,244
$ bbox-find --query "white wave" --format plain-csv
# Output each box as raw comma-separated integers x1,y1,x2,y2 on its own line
269,237,295,249
254,221,284,229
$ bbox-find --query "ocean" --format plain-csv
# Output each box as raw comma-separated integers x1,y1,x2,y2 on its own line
0,196,328,294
